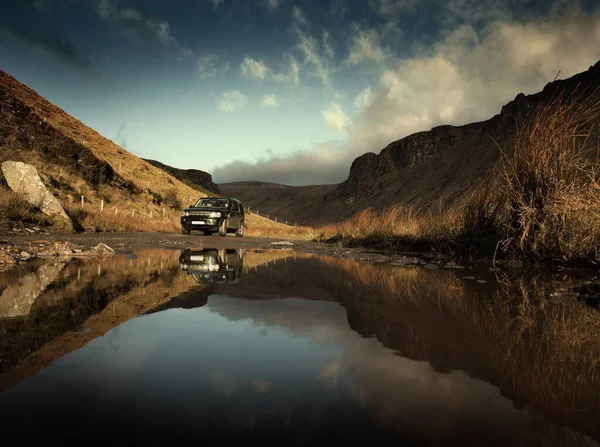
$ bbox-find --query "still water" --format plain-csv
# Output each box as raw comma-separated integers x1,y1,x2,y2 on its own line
0,248,598,445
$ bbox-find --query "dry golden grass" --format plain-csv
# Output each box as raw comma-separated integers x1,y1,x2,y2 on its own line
313,93,600,263
63,203,181,233
244,212,318,239
0,185,54,228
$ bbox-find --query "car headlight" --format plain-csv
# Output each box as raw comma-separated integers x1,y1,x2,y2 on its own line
209,211,221,218
182,211,189,216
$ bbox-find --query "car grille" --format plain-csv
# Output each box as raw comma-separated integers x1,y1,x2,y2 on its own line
189,211,212,217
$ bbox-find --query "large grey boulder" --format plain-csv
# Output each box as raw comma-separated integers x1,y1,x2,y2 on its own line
1,161,69,220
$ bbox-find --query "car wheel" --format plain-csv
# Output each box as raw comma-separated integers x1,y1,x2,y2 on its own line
203,230,212,236
182,228,190,235
235,222,244,237
218,219,227,237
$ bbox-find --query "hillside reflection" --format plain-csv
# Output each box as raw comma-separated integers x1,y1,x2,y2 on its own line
0,248,598,443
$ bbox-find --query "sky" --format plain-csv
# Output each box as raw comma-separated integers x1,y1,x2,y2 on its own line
1,0,600,186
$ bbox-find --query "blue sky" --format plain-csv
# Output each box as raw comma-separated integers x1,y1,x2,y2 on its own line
1,0,600,185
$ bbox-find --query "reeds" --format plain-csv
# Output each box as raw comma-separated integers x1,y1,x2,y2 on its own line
314,91,600,263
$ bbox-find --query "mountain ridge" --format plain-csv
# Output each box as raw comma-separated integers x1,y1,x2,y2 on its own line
221,60,600,226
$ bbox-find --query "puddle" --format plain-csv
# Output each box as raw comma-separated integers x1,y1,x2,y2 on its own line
0,248,599,445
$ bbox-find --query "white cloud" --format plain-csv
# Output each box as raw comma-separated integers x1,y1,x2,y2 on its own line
214,5,600,186
345,27,388,67
218,90,248,112
211,0,224,9
291,8,332,88
260,94,280,107
265,0,280,12
240,56,269,79
354,87,374,109
322,103,350,132
369,0,417,16
323,30,334,58
96,0,113,18
272,55,300,85
197,53,218,78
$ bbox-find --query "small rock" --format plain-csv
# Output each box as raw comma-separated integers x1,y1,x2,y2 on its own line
463,276,476,280
0,250,16,264
19,251,32,261
488,267,501,272
423,264,438,269
52,241,77,254
25,228,35,234
270,241,295,247
476,280,487,284
94,243,116,257
32,226,40,232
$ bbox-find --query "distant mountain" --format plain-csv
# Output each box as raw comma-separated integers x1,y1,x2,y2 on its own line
222,60,600,226
143,158,220,195
218,181,337,225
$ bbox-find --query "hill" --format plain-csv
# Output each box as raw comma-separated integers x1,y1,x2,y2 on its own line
143,158,220,194
222,61,600,226
0,69,211,232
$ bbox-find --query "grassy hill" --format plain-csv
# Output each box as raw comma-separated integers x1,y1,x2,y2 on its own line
0,69,292,236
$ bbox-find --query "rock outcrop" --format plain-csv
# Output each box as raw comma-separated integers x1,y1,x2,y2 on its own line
1,161,69,220
221,60,600,225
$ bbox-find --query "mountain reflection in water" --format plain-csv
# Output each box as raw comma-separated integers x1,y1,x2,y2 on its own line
0,248,598,445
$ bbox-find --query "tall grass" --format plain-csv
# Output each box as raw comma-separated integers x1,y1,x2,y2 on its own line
0,185,54,227
316,92,600,263
495,92,600,261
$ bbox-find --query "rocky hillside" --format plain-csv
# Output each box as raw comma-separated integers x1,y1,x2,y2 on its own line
223,61,600,226
0,69,208,229
143,158,220,194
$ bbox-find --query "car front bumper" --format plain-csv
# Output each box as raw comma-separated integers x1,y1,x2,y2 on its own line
180,216,222,230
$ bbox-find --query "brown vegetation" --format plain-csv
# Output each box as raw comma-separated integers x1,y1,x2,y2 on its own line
313,94,600,263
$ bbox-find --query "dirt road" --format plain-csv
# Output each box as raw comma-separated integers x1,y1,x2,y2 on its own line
1,231,314,253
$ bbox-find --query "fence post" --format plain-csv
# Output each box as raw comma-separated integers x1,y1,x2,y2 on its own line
100,199,104,213
132,209,135,218
81,195,84,208
115,207,118,216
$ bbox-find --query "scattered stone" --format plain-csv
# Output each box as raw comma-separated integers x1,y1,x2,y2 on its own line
24,228,36,234
476,280,487,284
52,241,77,254
463,276,476,280
32,226,40,232
423,264,438,269
488,267,501,272
1,161,70,220
270,241,295,248
19,251,32,261
93,245,114,256
390,255,421,266
0,250,16,264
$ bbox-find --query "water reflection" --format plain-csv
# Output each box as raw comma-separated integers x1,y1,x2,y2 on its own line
179,248,244,285
0,248,598,445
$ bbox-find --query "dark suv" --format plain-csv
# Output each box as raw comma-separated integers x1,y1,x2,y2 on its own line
180,197,245,237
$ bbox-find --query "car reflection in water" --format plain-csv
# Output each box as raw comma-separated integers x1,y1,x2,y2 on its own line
179,248,244,285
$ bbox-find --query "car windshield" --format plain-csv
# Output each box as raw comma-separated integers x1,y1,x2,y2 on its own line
194,198,230,208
